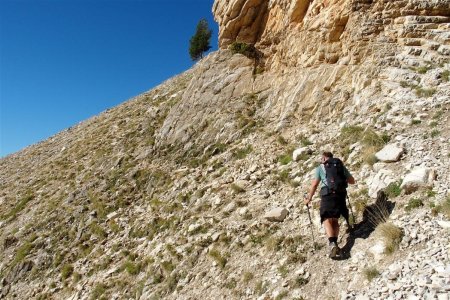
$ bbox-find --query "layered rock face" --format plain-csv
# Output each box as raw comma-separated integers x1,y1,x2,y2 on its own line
1,1,449,300
213,0,450,69
157,0,450,151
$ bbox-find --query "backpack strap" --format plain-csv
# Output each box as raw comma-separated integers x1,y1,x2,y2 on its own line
320,163,328,187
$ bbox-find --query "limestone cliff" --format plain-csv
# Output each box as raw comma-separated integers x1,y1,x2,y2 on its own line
0,1,449,299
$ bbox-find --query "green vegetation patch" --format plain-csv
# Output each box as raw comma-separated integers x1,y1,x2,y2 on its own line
90,283,107,300
229,42,257,58
208,248,227,269
385,181,402,198
3,192,34,220
13,241,34,265
122,260,141,275
405,198,424,212
441,70,449,82
415,87,436,98
363,266,380,281
232,145,253,160
61,264,74,280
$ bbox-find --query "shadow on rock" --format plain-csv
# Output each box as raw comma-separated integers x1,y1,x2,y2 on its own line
339,190,396,260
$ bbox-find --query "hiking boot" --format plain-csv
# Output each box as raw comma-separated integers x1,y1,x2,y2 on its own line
329,242,340,259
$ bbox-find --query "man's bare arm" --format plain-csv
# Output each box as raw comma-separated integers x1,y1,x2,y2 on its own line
304,179,320,205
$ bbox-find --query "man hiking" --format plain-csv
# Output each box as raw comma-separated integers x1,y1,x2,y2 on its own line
304,151,355,259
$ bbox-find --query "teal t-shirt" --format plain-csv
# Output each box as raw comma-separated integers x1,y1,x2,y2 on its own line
314,163,352,188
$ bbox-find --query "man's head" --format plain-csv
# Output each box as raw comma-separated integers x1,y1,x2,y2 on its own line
321,151,333,163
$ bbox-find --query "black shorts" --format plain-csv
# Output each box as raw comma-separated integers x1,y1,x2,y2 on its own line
320,190,349,223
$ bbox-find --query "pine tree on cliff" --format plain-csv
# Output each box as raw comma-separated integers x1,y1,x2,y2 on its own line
189,19,212,61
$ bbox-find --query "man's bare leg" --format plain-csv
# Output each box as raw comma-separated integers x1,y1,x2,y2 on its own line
323,218,339,237
323,218,340,258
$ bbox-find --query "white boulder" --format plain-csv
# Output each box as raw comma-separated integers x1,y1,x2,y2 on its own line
264,207,289,222
292,147,311,161
401,167,430,193
375,144,404,162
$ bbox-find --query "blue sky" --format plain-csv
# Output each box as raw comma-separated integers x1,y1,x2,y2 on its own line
0,0,218,157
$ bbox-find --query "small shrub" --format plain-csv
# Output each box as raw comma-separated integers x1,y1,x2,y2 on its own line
275,290,289,300
266,236,284,252
208,249,227,269
405,198,423,212
225,278,237,289
13,241,33,265
277,136,288,145
230,183,245,194
415,66,432,74
299,136,312,146
440,70,449,81
73,272,82,283
61,264,74,280
426,189,437,198
165,273,179,292
436,196,450,219
287,252,306,264
430,129,440,138
278,154,292,165
255,280,268,295
254,66,264,75
277,264,289,278
363,266,380,281
232,145,253,160
90,222,107,239
375,222,403,254
340,125,364,141
278,169,291,184
108,220,120,234
4,192,34,220
243,271,254,283
229,41,257,58
292,276,309,287
433,110,443,120
400,81,410,88
340,126,387,152
411,119,421,125
160,260,175,273
415,87,436,98
361,146,378,166
123,260,140,275
385,182,401,198
91,283,107,300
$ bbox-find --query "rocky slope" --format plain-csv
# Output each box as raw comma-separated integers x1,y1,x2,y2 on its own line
1,0,449,299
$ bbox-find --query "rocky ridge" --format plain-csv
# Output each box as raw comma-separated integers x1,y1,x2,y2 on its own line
1,0,449,299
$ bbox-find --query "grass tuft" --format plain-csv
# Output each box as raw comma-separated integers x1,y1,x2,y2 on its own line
375,222,403,254
415,87,436,98
61,264,74,280
405,198,423,212
208,248,227,269
441,70,449,81
230,183,245,194
243,271,254,283
363,266,380,281
232,145,253,160
3,192,34,220
385,182,401,198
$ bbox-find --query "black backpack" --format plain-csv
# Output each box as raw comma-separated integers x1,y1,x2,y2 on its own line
322,158,348,195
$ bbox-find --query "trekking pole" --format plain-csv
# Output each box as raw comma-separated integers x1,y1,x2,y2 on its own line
304,193,316,251
347,194,356,226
